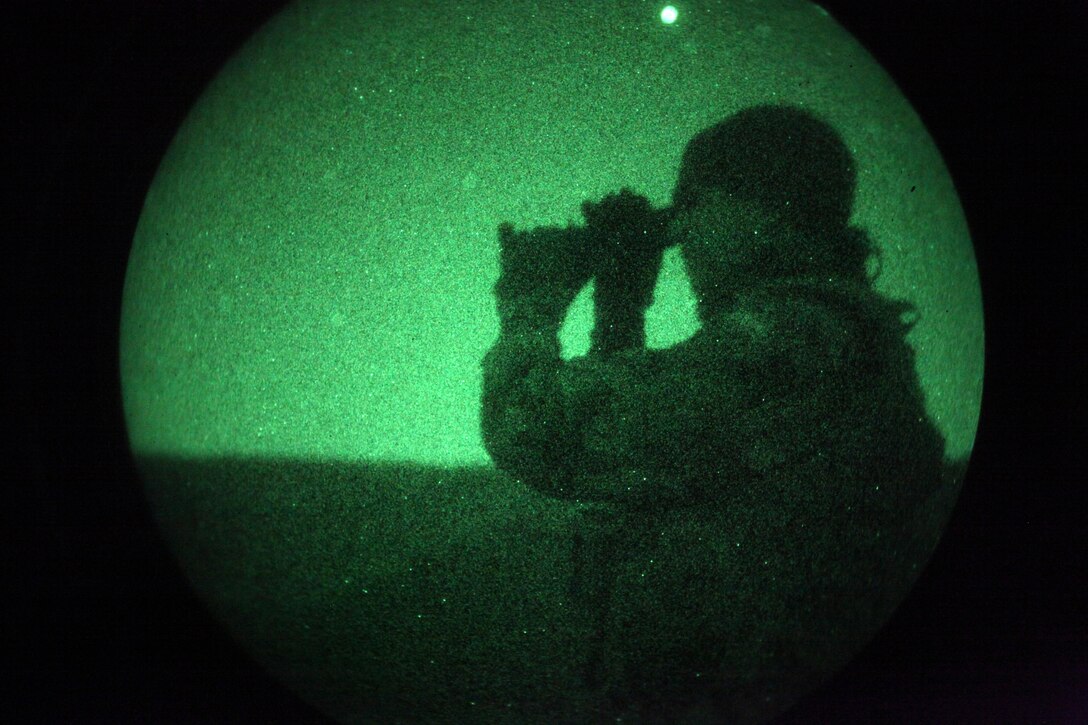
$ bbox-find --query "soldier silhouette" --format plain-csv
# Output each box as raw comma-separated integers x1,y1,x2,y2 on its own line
480,105,951,721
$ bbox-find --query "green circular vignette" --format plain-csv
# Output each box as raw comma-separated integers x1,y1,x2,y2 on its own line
122,1,982,722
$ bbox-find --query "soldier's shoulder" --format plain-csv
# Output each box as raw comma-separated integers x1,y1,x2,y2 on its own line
732,278,874,370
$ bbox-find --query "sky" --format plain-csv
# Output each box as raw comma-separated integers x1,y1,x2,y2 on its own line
121,0,983,465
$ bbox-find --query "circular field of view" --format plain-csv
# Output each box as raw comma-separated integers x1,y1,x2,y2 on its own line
121,1,983,722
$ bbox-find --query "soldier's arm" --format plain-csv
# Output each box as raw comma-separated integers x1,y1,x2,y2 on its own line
482,191,669,493
581,189,672,357
559,295,840,504
481,221,596,488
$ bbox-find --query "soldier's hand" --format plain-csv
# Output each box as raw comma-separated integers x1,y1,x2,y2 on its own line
581,188,669,289
581,188,657,228
581,188,669,259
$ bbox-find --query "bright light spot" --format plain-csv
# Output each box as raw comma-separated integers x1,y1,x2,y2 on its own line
660,5,679,24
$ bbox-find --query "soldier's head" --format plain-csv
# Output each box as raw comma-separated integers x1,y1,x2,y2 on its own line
669,105,869,319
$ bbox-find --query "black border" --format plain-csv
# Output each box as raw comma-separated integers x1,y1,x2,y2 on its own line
13,1,1084,721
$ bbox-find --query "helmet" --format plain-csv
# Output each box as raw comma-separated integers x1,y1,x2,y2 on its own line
673,105,856,236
